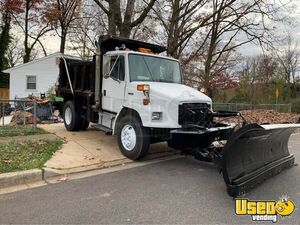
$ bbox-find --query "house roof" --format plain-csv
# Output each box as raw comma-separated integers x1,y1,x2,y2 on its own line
3,52,82,73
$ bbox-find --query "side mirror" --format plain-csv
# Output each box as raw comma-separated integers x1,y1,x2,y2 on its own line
103,55,111,79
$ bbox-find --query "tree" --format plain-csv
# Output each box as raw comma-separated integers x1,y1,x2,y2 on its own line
153,0,211,59
67,0,105,58
235,55,279,103
45,0,82,53
93,0,157,37
12,0,53,63
239,56,260,102
6,38,23,67
277,35,300,85
154,0,292,97
0,0,23,87
200,0,288,97
275,35,300,99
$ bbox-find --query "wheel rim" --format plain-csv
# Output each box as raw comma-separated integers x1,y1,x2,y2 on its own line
121,125,137,151
65,107,72,125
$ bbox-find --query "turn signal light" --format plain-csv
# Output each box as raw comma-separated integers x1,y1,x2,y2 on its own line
200,87,208,94
138,48,152,54
137,84,150,92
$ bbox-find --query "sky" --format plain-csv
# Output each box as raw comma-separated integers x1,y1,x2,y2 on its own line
25,0,300,59
293,1,300,39
238,0,300,57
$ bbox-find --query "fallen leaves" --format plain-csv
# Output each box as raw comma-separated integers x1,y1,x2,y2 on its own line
3,160,12,164
216,109,300,125
84,156,95,161
0,140,63,173
57,176,68,182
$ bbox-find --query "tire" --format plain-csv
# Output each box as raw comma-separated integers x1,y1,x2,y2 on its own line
79,119,89,131
117,115,150,160
63,101,80,131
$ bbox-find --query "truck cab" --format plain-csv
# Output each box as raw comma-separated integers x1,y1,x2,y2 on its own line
102,50,212,127
100,49,214,159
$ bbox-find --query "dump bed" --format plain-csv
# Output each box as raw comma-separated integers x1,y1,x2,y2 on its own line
57,58,96,97
55,57,99,123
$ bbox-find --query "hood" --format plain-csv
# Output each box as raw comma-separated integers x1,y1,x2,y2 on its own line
132,82,212,104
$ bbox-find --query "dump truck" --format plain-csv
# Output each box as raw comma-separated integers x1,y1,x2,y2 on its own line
56,35,300,197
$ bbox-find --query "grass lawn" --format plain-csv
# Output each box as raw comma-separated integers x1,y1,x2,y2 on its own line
0,125,46,137
0,140,63,173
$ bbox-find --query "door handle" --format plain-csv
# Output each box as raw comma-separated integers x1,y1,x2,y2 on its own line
103,90,107,96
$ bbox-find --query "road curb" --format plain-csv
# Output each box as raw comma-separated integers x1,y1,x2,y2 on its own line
0,150,179,191
43,151,179,180
0,169,43,189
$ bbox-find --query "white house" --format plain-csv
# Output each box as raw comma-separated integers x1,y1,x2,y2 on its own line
3,53,80,100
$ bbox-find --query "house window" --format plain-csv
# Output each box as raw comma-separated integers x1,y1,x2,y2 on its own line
26,76,37,90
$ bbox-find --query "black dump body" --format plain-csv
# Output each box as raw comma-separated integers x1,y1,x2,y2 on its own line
57,58,96,95
56,57,98,122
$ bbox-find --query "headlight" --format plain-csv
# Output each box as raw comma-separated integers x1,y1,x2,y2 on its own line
152,112,162,120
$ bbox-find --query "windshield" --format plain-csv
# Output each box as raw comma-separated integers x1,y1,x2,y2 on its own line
129,54,182,83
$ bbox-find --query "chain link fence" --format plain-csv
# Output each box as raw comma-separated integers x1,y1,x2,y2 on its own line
0,99,38,135
213,103,292,113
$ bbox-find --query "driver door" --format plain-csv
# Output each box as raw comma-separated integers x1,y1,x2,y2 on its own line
102,55,126,113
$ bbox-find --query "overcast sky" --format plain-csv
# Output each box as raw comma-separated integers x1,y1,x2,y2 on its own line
292,1,300,40
38,0,300,58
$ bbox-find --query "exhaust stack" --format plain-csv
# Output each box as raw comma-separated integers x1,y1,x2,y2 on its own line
94,41,101,110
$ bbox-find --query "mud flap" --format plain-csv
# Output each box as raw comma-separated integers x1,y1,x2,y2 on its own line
222,124,300,197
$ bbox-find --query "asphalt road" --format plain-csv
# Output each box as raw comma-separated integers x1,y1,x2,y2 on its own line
0,135,299,224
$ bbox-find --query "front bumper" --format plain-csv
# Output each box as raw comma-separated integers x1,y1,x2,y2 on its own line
168,125,235,149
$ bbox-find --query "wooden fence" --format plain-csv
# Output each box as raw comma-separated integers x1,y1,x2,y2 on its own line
0,88,9,100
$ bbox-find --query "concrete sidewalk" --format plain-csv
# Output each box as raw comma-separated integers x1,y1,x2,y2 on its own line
40,124,178,174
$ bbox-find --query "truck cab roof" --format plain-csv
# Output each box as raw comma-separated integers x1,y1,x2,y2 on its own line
98,35,166,55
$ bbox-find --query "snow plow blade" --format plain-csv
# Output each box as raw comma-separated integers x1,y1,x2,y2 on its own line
222,124,300,197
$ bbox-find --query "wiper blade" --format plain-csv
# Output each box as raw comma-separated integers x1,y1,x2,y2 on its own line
142,57,154,81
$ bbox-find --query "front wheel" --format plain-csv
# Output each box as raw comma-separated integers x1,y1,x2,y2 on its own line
117,115,150,160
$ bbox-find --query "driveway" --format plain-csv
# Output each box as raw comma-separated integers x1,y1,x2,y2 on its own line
40,123,178,173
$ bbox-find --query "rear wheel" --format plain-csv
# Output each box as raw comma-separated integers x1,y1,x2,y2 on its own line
117,115,150,160
63,101,80,131
79,119,89,131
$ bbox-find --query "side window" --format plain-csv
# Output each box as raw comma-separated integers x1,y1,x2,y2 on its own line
110,55,125,81
26,76,37,90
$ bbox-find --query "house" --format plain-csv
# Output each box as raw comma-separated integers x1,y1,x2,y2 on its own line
3,53,80,100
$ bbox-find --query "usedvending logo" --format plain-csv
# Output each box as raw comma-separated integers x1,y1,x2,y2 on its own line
235,197,295,223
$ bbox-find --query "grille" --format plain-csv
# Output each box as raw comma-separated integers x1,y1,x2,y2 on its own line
178,103,213,128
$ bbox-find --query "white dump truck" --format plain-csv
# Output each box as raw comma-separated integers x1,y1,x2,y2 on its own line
56,35,300,197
